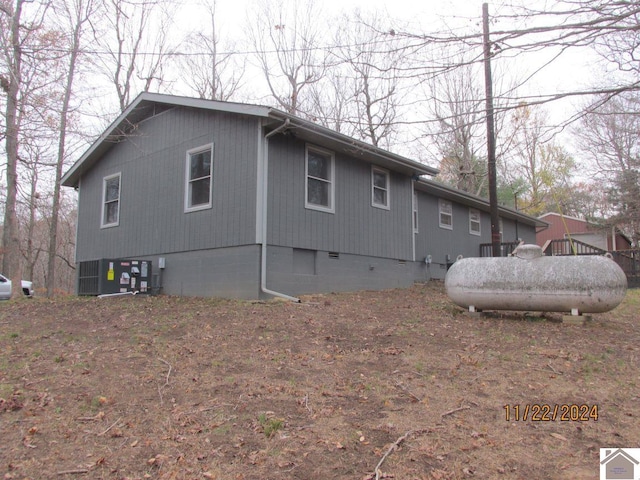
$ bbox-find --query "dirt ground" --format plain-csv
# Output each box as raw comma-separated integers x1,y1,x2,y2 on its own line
0,282,638,480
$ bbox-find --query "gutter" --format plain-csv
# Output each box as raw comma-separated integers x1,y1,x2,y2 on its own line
416,178,547,229
259,118,300,302
267,110,438,177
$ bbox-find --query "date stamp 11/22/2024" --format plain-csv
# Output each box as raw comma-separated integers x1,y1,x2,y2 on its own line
504,404,599,422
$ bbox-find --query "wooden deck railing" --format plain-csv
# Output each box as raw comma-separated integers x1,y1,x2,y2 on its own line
479,242,520,257
609,249,640,288
479,239,639,287
541,238,607,256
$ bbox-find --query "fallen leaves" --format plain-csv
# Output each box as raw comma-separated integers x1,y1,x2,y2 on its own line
0,393,24,413
147,454,169,467
77,411,105,422
0,284,637,480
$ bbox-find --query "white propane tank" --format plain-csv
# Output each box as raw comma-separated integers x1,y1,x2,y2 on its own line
444,244,627,314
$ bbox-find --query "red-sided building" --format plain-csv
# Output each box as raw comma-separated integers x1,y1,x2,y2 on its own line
536,212,631,252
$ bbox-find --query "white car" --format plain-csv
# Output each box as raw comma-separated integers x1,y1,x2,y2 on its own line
0,274,34,300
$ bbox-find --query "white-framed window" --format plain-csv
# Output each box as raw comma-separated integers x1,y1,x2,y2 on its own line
469,208,481,235
439,199,453,229
101,173,121,228
305,145,335,213
371,166,390,209
413,192,419,233
185,143,213,212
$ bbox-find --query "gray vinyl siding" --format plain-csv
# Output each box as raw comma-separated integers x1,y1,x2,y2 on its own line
414,193,490,268
70,95,542,299
413,190,537,280
502,217,536,244
266,135,414,260
75,107,258,261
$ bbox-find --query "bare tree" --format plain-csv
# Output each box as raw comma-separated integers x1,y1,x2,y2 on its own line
425,59,487,195
27,189,77,294
19,144,48,283
383,0,640,139
501,104,575,216
488,1,640,123
557,181,614,221
247,0,328,115
90,0,176,112
45,0,94,297
595,9,640,83
576,92,640,244
1,0,28,298
306,69,352,134
328,12,405,149
53,192,77,293
180,1,244,101
2,0,89,298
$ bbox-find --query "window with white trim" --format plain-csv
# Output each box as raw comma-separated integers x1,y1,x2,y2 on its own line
439,199,453,229
371,166,390,209
469,208,481,235
305,145,334,213
185,144,213,212
101,173,121,228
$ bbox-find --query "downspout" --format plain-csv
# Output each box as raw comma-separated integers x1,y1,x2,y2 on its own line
411,179,416,262
74,178,81,295
259,118,300,302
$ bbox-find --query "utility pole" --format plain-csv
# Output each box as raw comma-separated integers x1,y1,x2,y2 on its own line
482,3,501,257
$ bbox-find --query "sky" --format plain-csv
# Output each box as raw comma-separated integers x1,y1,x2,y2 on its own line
181,0,500,42
174,0,599,111
84,0,605,164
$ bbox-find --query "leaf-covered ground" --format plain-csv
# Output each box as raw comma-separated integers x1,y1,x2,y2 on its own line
0,282,638,479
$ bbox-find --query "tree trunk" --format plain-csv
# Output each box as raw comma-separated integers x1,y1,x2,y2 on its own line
47,0,85,297
2,0,24,299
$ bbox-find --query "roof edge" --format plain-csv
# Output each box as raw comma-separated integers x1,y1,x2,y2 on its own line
416,178,548,227
62,93,274,187
62,92,438,187
267,109,438,177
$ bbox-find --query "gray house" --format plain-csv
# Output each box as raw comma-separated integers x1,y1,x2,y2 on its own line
62,93,543,300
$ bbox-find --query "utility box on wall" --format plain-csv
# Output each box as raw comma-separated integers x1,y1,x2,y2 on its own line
78,259,152,295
